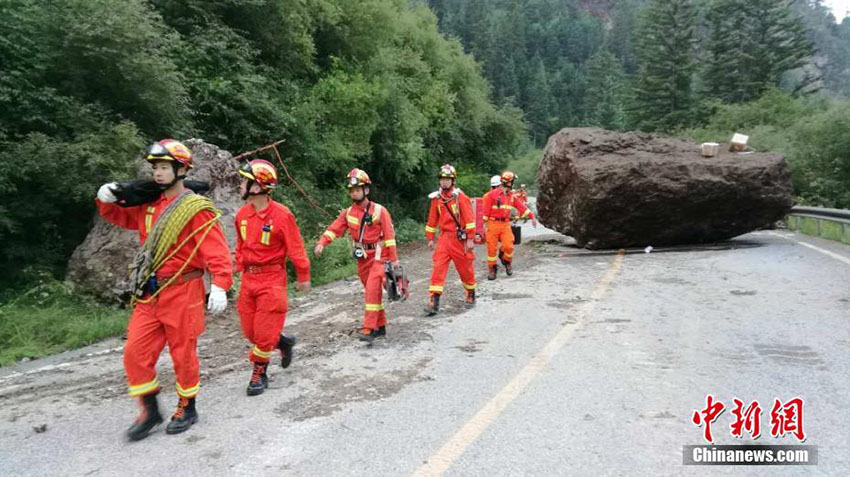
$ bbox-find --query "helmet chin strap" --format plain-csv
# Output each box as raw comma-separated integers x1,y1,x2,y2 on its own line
352,186,370,205
157,162,185,190
242,180,269,200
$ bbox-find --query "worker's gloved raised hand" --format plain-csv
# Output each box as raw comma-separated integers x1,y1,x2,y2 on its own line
207,284,227,314
97,182,119,203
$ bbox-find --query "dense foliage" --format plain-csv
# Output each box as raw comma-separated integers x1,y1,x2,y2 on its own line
428,0,849,134
0,0,526,288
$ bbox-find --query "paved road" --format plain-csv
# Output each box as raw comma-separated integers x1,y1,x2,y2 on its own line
2,224,849,475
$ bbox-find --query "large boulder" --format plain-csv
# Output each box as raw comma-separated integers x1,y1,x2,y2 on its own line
67,140,242,303
536,128,795,249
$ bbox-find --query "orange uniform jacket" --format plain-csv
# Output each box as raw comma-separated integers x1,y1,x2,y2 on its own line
514,190,528,206
235,200,311,282
424,189,476,240
318,201,398,262
482,188,534,223
96,195,233,289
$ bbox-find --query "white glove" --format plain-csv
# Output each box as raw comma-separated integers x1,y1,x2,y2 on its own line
207,284,227,314
97,182,118,203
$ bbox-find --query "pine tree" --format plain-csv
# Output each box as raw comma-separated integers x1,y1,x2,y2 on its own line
704,0,815,102
584,49,626,130
550,60,585,128
609,0,641,74
496,56,521,102
524,54,553,145
631,0,698,131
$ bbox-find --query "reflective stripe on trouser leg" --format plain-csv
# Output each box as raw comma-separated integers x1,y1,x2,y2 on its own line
176,381,200,398
362,257,385,330
124,297,167,397
486,221,509,264
128,378,161,397
429,238,452,295
160,280,205,399
450,238,477,290
241,272,288,363
499,223,515,262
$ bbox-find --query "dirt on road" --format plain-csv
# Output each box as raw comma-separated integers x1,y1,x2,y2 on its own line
0,239,552,428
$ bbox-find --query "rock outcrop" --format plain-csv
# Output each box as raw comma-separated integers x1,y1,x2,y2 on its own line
67,140,242,303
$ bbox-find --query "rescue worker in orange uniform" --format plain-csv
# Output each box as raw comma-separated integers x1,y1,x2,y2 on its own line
235,159,311,396
314,169,400,344
482,171,537,280
489,175,501,191
424,164,477,315
515,184,529,206
96,139,233,441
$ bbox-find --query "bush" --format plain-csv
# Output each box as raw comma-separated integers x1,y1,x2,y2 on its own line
788,102,850,208
506,149,543,188
394,217,425,244
682,90,850,209
0,0,527,295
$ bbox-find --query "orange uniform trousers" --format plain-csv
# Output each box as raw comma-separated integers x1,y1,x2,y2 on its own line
429,234,476,295
358,251,387,331
486,220,514,265
124,277,205,398
237,268,288,363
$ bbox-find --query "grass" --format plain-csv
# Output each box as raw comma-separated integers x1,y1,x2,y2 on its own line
0,276,129,366
1,221,426,366
292,219,425,289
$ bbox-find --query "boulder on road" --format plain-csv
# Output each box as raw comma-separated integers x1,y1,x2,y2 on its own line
536,128,794,249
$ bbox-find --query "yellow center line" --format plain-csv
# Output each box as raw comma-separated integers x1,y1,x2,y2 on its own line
413,251,626,476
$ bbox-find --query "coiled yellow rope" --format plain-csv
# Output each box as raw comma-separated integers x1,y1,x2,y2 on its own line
130,194,221,305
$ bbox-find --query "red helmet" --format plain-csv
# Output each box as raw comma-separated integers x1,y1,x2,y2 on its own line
347,168,371,188
145,139,193,169
238,159,278,191
500,171,516,188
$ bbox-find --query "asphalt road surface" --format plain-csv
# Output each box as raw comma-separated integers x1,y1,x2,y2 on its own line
2,223,849,476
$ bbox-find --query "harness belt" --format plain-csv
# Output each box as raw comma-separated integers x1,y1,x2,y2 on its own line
243,264,284,274
156,269,203,284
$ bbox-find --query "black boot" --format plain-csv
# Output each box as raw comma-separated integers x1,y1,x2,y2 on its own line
358,327,378,345
465,289,476,308
246,362,269,396
374,325,387,338
277,334,296,369
165,397,198,435
424,293,440,315
499,251,512,275
126,392,163,442
488,265,498,280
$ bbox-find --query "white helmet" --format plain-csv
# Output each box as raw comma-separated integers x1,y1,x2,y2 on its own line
490,175,501,187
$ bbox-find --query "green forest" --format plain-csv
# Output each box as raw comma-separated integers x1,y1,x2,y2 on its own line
1,0,849,362
427,0,850,208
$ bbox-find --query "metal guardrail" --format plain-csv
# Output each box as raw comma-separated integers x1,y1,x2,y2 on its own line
787,206,850,244
789,206,850,222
